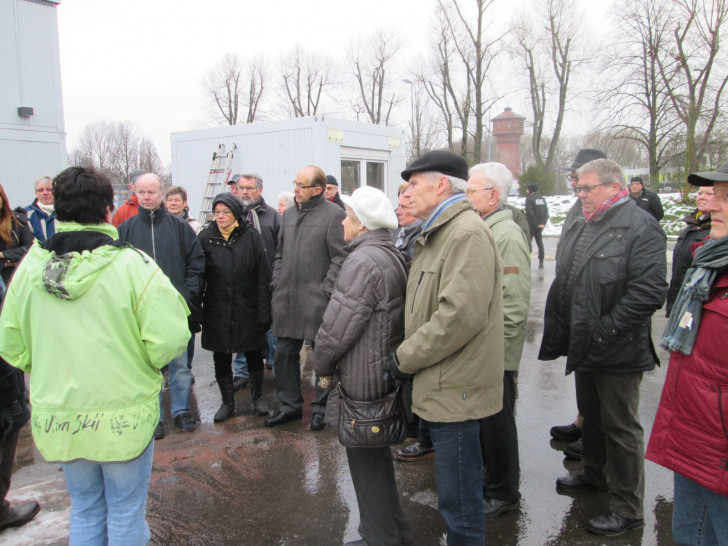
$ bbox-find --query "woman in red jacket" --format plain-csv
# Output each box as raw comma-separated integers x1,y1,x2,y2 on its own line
646,164,728,544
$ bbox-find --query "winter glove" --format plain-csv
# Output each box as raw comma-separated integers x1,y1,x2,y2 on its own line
317,375,334,390
0,399,28,440
382,351,414,386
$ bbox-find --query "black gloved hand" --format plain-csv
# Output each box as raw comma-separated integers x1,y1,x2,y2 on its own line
382,351,414,386
0,399,28,440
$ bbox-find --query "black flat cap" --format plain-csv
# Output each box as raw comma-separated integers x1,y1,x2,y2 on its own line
401,150,469,182
688,162,728,186
566,149,607,171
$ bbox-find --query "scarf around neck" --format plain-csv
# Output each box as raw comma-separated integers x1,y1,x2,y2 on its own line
583,189,629,224
219,221,239,241
661,235,728,354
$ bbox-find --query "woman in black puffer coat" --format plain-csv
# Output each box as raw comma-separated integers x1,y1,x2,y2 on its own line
198,193,271,422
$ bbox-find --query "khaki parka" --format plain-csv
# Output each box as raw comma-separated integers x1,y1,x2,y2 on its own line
396,199,504,423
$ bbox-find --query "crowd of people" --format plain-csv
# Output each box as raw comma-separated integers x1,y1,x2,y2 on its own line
0,148,726,545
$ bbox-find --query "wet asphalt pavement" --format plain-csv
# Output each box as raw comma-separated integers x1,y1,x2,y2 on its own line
2,237,677,545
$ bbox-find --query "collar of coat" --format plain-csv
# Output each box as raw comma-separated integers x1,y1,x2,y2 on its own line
295,191,325,212
419,199,476,241
137,203,168,224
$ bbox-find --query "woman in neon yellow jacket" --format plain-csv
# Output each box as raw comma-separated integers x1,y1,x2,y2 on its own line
0,167,190,545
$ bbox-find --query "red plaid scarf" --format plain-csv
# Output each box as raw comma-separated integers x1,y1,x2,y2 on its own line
583,189,630,224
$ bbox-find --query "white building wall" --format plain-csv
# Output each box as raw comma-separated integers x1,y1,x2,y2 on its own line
0,0,67,206
171,117,406,218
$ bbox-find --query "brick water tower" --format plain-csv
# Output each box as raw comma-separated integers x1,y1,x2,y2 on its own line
492,107,525,176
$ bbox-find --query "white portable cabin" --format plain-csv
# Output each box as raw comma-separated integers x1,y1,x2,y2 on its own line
171,117,406,217
0,0,67,206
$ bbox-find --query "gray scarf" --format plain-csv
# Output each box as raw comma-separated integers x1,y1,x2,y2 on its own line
661,235,728,354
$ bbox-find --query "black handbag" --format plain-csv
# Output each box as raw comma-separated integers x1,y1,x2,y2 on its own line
337,383,408,448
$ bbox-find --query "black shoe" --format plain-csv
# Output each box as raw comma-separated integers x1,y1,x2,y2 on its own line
556,473,603,492
564,438,583,460
550,423,582,442
264,410,302,427
310,413,325,431
232,376,249,392
154,421,165,440
252,398,270,416
0,501,41,531
174,413,196,432
588,510,644,536
394,442,435,462
483,497,520,519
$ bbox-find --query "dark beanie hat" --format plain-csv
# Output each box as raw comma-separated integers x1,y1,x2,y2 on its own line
401,150,469,182
528,184,538,193
630,176,644,186
326,175,338,186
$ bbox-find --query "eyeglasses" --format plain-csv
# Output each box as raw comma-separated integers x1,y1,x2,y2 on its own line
465,187,494,197
213,209,233,216
239,186,258,192
292,181,317,189
574,182,611,194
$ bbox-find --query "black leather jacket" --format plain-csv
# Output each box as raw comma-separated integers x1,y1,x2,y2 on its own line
539,200,667,374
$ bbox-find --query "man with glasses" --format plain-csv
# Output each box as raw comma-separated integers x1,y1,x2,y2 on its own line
265,165,346,430
25,175,56,242
539,159,667,536
549,149,607,457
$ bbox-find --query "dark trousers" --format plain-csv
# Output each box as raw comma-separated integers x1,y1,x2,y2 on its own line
213,350,264,380
480,370,520,503
273,337,329,415
0,429,19,515
417,418,432,448
576,370,645,519
346,447,412,545
530,226,545,262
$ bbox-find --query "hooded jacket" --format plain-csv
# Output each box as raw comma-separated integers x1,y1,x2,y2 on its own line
396,199,504,423
117,204,205,305
0,222,190,463
198,193,272,353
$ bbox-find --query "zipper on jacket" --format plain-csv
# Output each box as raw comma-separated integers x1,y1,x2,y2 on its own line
411,271,425,314
150,209,156,260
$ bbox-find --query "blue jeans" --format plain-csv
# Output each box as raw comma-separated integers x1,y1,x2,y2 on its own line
61,441,154,545
428,419,485,545
234,329,276,378
233,353,249,379
673,473,728,545
159,351,192,421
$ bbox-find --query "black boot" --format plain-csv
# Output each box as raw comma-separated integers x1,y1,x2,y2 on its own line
214,375,235,422
250,369,269,415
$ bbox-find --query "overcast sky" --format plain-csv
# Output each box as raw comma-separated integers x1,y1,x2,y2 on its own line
56,0,608,166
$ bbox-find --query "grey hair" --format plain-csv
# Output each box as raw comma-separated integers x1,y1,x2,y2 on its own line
469,163,513,206
277,190,295,208
576,159,626,190
34,175,52,188
240,172,263,189
424,171,467,194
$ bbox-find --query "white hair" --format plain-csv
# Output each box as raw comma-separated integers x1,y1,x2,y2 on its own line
424,171,467,194
469,162,513,206
277,191,295,208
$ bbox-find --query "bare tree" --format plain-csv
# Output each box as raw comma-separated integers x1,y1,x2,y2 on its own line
510,0,586,175
421,0,503,164
404,81,443,162
279,46,336,117
348,28,401,125
70,121,163,185
600,0,681,188
657,0,728,177
203,53,267,125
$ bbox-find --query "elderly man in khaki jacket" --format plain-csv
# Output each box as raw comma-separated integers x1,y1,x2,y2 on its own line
384,150,504,545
